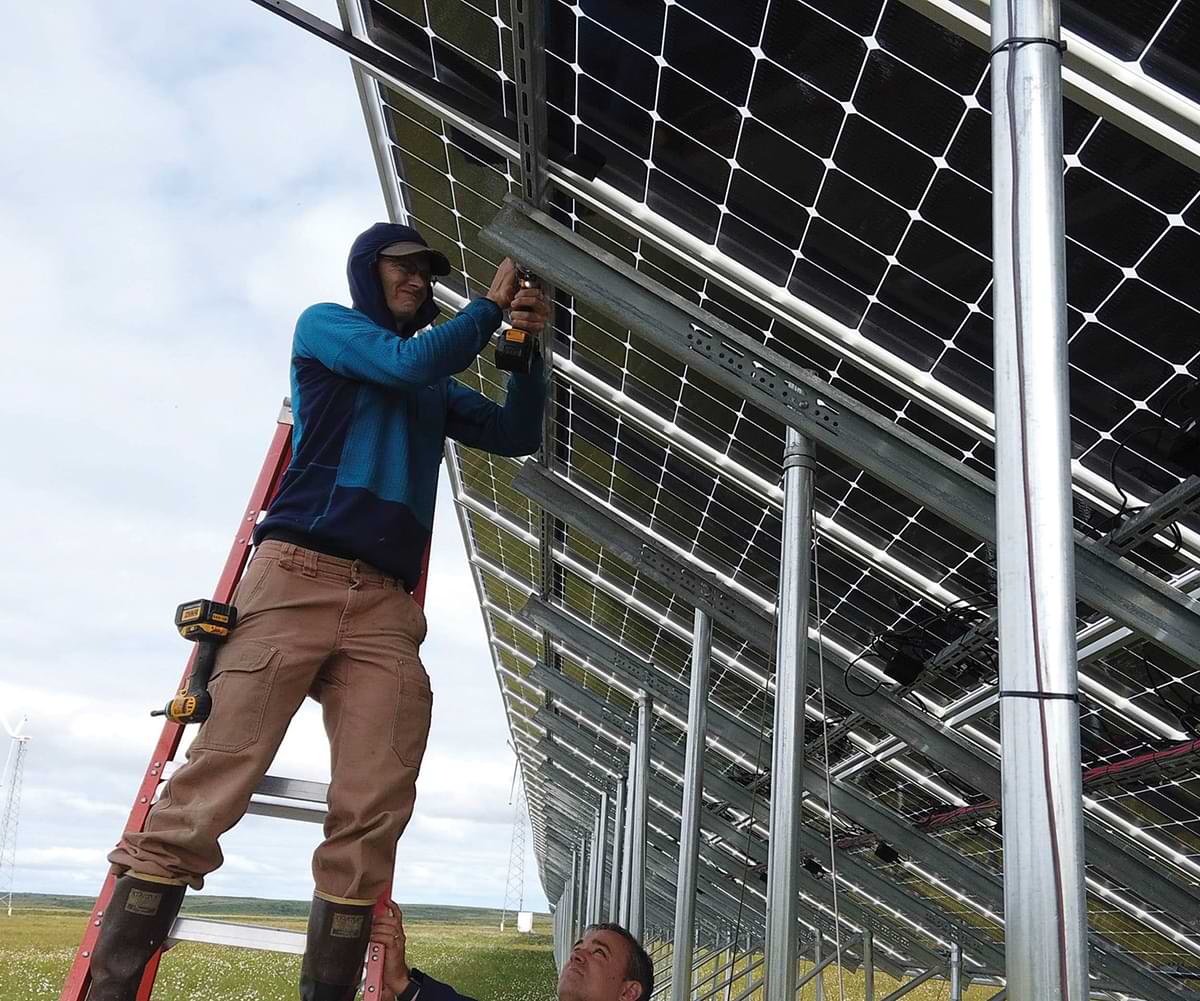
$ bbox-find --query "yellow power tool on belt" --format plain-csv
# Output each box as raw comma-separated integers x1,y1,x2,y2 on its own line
494,266,540,374
151,599,237,725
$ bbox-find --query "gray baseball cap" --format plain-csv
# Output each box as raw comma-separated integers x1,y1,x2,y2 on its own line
379,241,451,277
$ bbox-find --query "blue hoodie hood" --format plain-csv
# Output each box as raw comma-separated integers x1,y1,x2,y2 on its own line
347,222,445,335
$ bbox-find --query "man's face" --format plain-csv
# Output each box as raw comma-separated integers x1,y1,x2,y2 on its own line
377,254,431,324
558,930,642,1001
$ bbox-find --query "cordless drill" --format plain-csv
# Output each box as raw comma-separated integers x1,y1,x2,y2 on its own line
151,599,237,725
494,266,539,374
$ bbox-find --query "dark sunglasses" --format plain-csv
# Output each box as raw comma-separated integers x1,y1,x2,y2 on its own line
379,255,433,282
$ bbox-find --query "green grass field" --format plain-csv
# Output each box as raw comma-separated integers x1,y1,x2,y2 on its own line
1,896,1000,1001
0,897,557,1001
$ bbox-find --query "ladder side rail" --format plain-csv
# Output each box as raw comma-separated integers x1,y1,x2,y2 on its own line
59,413,294,1001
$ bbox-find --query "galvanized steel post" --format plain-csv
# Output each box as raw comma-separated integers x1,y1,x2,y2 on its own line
863,922,875,1001
619,742,637,924
950,937,963,1001
609,777,625,922
813,931,825,1001
586,808,601,926
991,1,1089,999
763,428,816,1001
570,846,580,945
575,834,587,943
671,609,713,1001
629,690,653,940
593,791,609,923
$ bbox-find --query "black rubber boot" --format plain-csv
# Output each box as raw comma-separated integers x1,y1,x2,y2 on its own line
299,896,374,1001
87,874,186,1001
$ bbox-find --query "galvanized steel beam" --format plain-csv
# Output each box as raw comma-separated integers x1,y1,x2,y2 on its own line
516,460,1001,797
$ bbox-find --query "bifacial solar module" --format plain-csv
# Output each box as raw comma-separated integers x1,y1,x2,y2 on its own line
295,0,1200,994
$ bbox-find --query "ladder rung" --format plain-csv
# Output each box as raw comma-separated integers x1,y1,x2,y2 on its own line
247,774,330,824
246,797,326,824
167,916,306,954
254,774,330,804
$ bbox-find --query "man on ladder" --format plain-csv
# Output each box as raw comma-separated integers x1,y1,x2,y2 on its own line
87,223,549,1001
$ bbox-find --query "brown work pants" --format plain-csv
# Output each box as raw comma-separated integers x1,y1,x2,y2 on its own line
109,540,433,902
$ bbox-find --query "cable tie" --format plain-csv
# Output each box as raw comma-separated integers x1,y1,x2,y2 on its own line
990,36,1067,59
998,690,1078,701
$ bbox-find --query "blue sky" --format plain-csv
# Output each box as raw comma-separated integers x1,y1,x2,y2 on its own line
0,0,546,914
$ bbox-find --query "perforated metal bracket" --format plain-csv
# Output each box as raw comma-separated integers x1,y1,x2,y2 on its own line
1104,476,1200,555
638,545,743,620
686,324,840,433
612,651,673,704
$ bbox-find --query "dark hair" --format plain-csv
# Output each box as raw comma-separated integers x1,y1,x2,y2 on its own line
584,923,654,1001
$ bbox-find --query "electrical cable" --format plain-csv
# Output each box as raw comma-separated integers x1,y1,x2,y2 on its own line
1106,425,1165,528
1099,380,1194,544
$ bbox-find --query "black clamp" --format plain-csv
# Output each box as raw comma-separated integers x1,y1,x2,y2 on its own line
998,690,1079,702
990,36,1067,59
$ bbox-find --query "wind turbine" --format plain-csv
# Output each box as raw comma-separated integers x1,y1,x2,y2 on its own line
0,714,31,916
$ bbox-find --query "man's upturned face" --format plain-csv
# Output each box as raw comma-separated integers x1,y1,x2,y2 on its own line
377,253,432,324
558,930,643,1001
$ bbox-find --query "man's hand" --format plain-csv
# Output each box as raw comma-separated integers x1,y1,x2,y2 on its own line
485,258,519,309
510,283,549,337
371,901,411,1000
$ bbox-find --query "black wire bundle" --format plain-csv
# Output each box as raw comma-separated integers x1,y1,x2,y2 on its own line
843,592,998,698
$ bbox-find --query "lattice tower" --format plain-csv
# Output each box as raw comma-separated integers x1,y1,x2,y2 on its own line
0,731,30,917
499,776,527,932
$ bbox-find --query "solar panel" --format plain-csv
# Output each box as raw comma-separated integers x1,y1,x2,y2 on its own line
275,0,1200,993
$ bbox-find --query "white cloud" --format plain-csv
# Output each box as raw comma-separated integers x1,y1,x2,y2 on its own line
20,846,111,869
23,788,128,819
0,0,547,914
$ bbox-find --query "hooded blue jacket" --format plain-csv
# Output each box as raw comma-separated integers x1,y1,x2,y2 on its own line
255,223,546,589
